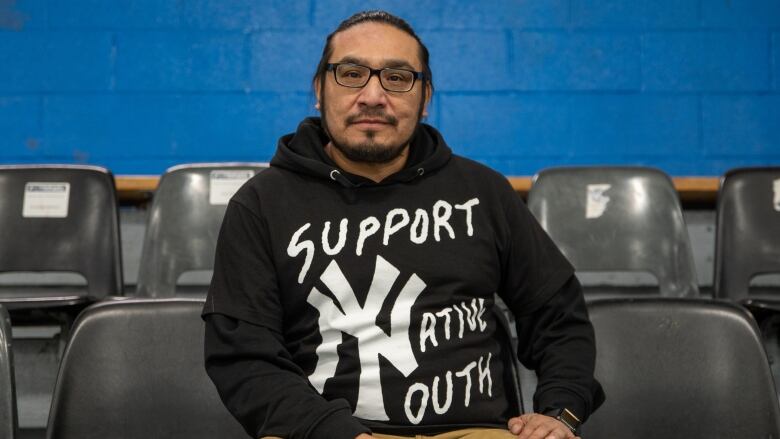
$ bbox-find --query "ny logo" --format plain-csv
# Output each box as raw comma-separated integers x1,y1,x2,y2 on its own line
586,183,612,219
307,255,426,420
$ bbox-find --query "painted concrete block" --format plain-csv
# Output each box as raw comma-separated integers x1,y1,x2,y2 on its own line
702,0,780,28
570,95,699,156
642,32,770,91
250,32,324,92
0,0,46,30
43,95,166,159
774,32,779,90
439,93,570,158
116,31,246,91
440,0,568,29
702,95,780,157
49,0,311,30
571,0,698,29
43,93,315,166
471,156,560,176
422,30,511,91
181,0,310,30
313,1,443,31
513,32,640,90
0,30,112,92
0,96,42,158
48,0,182,28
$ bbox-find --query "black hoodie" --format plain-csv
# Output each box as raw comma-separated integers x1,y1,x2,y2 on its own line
203,117,604,438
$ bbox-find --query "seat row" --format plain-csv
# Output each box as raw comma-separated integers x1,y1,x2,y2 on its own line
2,297,780,439
2,164,778,309
0,164,779,438
0,163,268,310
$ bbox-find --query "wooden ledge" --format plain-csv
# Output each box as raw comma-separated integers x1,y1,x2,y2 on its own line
116,176,159,203
116,175,721,207
670,177,721,204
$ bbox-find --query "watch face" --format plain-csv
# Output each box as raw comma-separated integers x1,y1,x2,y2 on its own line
561,408,581,423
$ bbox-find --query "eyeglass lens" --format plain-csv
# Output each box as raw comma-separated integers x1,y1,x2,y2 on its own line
335,64,415,92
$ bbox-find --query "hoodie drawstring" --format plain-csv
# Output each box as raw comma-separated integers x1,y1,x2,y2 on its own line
329,169,357,188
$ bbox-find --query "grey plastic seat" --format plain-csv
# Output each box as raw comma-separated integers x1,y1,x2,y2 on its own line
714,167,780,302
582,298,780,439
714,168,780,395
136,163,266,298
0,165,123,309
46,299,246,439
527,166,698,298
0,304,17,439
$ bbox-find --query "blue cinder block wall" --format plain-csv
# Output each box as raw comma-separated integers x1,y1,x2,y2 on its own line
0,0,778,176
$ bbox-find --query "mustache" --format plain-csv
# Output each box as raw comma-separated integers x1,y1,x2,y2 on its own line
345,110,398,126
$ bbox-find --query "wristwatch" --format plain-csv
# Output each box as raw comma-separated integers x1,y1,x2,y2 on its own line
543,407,581,434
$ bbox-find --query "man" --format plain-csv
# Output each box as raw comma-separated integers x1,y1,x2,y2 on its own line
203,10,604,439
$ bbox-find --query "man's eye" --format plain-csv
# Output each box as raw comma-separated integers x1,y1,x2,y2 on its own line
341,70,365,78
384,71,412,83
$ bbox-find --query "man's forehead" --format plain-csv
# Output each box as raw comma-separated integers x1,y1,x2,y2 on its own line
329,22,422,69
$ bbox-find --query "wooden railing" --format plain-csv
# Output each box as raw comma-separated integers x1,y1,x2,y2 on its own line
116,176,721,207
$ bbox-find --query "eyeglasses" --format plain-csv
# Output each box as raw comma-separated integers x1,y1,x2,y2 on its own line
326,63,425,93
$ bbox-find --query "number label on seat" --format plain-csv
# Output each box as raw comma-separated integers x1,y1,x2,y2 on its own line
209,170,255,205
586,184,611,219
22,182,70,218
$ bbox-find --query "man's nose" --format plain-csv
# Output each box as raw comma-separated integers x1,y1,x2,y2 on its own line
356,75,388,107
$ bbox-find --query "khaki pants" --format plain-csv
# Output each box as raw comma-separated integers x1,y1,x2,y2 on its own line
373,428,516,438
263,428,515,438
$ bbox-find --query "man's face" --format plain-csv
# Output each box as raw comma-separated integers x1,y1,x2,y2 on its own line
317,22,431,164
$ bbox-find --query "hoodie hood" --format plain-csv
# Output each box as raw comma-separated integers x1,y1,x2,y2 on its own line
270,117,452,188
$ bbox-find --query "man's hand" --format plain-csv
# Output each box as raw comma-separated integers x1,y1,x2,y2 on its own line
355,434,373,438
508,413,581,439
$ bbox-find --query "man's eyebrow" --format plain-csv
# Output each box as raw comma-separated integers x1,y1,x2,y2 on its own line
336,56,418,71
383,59,417,70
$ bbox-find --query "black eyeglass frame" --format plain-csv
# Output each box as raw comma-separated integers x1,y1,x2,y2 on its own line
326,63,426,92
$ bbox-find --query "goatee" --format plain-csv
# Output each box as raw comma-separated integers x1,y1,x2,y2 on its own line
329,131,412,164
319,88,426,165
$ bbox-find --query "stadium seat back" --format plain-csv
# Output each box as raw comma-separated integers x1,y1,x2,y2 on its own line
714,167,780,300
527,166,698,297
46,299,246,439
0,165,122,301
582,298,780,438
136,163,266,297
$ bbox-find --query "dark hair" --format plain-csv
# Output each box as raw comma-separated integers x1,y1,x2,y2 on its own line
312,10,434,98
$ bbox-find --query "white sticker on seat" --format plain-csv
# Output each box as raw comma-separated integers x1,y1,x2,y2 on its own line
773,178,780,212
586,184,611,219
22,182,70,218
209,170,255,205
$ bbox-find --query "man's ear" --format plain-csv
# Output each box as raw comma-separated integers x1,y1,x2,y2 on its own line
314,77,322,110
422,82,432,117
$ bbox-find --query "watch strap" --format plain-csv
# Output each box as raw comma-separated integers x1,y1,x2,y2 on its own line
543,407,581,434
